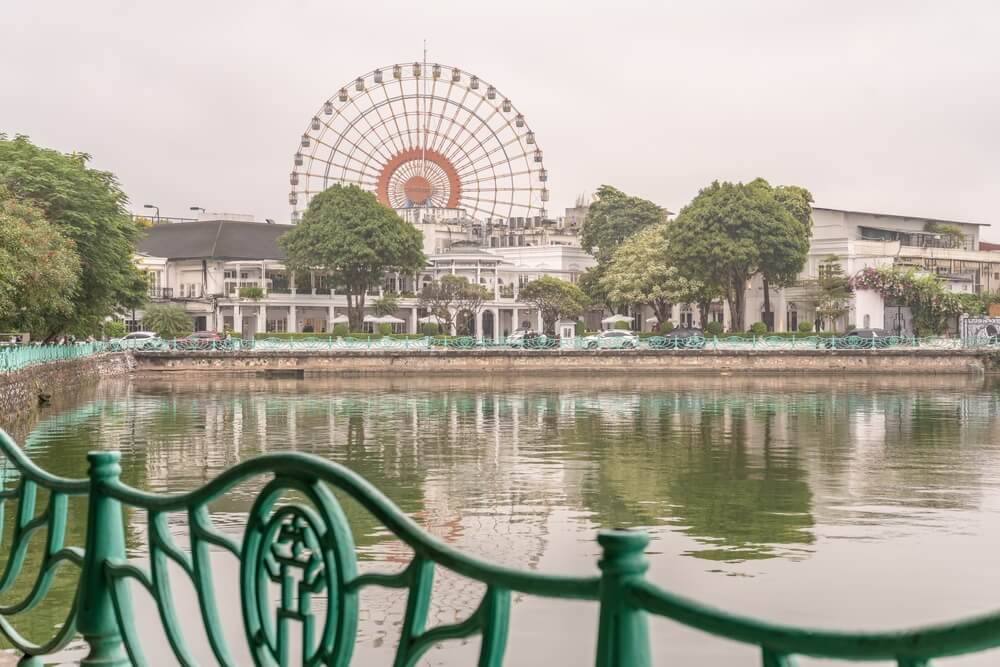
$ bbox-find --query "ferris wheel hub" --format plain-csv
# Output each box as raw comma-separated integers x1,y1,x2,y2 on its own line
403,176,433,206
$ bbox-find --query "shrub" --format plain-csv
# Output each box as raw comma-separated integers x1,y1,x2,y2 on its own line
377,322,392,336
103,320,126,339
659,320,675,334
332,324,349,337
239,286,264,300
421,322,440,336
705,321,723,337
574,320,585,336
797,321,813,333
614,320,629,330
749,322,768,335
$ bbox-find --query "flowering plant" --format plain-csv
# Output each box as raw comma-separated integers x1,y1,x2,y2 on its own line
850,266,962,334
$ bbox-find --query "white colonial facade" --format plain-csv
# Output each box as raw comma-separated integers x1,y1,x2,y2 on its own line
133,209,596,339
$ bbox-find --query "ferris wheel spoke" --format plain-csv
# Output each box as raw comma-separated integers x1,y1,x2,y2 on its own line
360,88,406,157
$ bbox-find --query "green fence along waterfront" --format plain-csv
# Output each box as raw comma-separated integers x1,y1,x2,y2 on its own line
0,343,112,373
3,431,1000,664
140,334,1000,352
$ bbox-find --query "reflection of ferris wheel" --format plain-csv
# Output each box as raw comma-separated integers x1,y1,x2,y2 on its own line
290,62,549,221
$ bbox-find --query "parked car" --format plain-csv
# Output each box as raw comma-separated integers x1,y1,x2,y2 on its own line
507,329,556,349
111,331,163,350
583,330,639,349
175,331,228,350
649,327,707,349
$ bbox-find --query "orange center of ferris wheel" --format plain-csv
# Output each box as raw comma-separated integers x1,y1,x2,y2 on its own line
375,147,462,208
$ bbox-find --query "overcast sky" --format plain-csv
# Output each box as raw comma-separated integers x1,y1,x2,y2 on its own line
3,1,998,237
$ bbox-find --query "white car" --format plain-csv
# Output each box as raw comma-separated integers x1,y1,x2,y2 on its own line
583,330,639,349
112,331,163,350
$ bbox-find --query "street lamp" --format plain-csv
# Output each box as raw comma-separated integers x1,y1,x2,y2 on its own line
189,206,206,215
143,204,160,223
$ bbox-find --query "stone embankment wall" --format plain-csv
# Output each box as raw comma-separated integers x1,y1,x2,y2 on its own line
0,353,134,416
134,349,988,375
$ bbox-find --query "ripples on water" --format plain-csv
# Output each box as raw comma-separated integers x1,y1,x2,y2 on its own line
5,373,1000,665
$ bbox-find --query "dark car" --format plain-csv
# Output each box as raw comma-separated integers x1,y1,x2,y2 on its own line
649,327,706,349
175,331,228,350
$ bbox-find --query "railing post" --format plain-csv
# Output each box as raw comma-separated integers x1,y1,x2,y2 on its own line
595,530,651,667
78,452,129,666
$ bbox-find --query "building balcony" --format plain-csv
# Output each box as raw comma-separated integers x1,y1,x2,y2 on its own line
148,287,174,299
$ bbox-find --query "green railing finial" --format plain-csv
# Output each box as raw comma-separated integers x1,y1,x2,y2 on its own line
595,529,652,667
78,452,130,667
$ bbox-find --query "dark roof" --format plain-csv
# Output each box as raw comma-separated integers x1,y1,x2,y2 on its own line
137,220,289,260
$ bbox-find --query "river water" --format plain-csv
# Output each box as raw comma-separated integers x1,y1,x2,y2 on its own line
3,373,1000,665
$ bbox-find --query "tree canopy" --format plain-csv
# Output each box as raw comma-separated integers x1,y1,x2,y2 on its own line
418,275,488,333
0,135,147,336
599,224,703,325
279,185,425,329
518,276,589,333
665,179,812,332
0,188,81,336
142,303,192,339
580,185,665,262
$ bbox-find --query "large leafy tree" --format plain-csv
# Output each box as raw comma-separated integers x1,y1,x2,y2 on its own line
0,135,147,336
599,224,703,326
518,276,589,334
666,180,811,332
280,185,426,329
580,185,665,262
418,275,488,334
0,188,81,337
755,180,813,326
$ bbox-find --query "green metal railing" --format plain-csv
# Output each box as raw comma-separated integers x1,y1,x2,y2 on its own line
133,334,1000,353
0,343,112,373
2,430,1000,665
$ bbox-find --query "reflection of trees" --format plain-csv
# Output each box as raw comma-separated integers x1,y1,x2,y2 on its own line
563,393,814,560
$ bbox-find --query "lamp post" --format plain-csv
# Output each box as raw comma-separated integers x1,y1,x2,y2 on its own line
143,204,160,224
189,206,206,216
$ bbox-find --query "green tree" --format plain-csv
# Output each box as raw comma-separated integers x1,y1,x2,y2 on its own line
666,180,811,332
578,264,616,312
0,135,147,336
0,189,81,337
801,255,852,331
599,224,703,326
279,185,425,329
418,275,486,333
142,303,192,339
580,185,665,262
518,276,589,333
373,295,399,317
757,181,813,328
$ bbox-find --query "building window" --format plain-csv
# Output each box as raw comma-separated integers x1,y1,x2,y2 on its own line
786,304,798,332
863,314,871,328
680,306,693,328
266,318,287,333
224,270,236,280
819,262,841,280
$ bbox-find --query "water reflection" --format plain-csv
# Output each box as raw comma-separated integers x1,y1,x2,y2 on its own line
3,373,1000,660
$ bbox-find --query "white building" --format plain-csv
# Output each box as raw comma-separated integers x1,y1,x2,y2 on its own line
133,208,596,339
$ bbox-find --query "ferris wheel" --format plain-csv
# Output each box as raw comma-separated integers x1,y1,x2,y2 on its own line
290,62,549,221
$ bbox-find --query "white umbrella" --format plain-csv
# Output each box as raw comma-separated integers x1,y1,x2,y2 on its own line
645,316,660,323
601,314,633,324
330,314,349,324
364,315,405,324
418,314,447,324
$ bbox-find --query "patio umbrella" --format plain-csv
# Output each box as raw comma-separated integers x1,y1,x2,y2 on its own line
330,314,349,324
645,317,660,323
601,314,633,324
418,314,447,324
364,315,405,324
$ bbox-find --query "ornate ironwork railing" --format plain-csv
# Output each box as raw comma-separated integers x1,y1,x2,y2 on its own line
2,430,1000,665
0,343,114,373
133,334,1000,353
